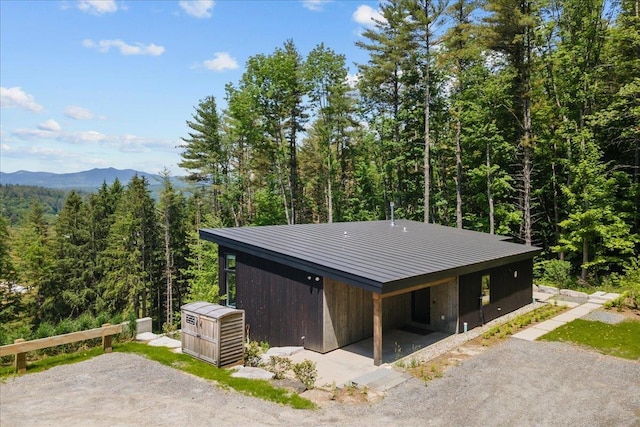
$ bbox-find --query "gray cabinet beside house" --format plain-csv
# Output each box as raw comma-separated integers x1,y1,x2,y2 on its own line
181,302,245,367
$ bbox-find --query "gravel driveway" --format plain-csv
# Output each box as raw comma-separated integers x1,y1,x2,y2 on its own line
2,339,639,426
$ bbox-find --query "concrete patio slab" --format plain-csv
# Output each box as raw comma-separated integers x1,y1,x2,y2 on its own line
602,293,621,300
511,327,549,341
534,319,566,332
552,311,587,323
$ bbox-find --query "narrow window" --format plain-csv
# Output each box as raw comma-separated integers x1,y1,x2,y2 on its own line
224,254,237,308
481,274,491,306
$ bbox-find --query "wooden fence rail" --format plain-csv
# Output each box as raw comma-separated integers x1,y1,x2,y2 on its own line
0,323,122,373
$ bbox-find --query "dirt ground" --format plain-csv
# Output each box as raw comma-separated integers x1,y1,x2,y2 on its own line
2,338,639,427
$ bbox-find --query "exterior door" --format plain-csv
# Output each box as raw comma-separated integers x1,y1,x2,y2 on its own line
411,287,431,324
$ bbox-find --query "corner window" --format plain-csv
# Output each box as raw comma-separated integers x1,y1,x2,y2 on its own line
481,274,491,306
224,254,236,308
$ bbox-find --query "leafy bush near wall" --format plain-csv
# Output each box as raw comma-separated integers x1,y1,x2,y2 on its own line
534,259,573,289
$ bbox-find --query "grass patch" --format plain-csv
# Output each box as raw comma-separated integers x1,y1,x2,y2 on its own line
1,342,315,409
0,346,104,378
540,318,640,360
114,342,315,409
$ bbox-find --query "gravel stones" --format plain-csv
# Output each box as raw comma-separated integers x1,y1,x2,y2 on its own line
581,310,627,324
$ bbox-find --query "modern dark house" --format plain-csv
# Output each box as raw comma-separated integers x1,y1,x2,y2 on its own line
200,220,541,365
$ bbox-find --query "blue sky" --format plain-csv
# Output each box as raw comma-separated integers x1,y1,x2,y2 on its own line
0,0,383,175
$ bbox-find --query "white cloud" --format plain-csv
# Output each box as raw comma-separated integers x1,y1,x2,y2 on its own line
13,127,107,144
0,87,44,112
77,0,118,15
202,52,239,72
83,39,165,56
302,0,331,11
179,0,214,18
11,125,177,153
65,105,95,120
38,119,62,132
353,5,386,27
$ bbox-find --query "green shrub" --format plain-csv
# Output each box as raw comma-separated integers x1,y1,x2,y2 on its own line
76,312,97,331
55,319,74,335
292,359,317,390
244,340,269,367
95,312,111,327
536,259,573,289
267,355,291,380
34,322,56,339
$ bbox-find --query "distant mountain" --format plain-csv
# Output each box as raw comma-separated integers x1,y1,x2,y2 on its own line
0,168,185,190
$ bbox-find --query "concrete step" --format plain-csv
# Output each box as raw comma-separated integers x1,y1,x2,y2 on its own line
351,368,411,392
351,368,392,386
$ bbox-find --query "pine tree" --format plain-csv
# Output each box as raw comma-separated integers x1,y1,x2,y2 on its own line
15,202,53,324
483,0,539,244
0,216,24,332
182,214,221,303
49,191,94,320
157,170,188,328
102,176,160,318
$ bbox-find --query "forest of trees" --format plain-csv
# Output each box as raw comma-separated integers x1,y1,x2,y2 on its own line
1,0,638,340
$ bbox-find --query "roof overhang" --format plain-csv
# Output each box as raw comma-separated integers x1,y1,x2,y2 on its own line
200,220,542,295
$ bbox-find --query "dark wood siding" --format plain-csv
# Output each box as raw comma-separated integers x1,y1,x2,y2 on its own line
458,272,483,330
221,248,324,351
458,259,533,330
483,259,533,322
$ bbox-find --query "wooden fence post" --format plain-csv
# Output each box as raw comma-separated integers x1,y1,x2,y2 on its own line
102,324,113,353
14,339,26,373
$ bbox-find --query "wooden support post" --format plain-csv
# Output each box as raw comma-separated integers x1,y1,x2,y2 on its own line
14,339,26,373
102,324,113,353
373,293,382,366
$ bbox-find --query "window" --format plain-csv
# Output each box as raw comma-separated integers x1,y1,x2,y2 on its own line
481,274,491,306
224,254,237,308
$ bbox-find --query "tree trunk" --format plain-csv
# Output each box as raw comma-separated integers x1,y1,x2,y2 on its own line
522,9,533,246
455,106,462,229
164,214,172,328
581,236,588,281
487,142,495,234
423,1,431,224
327,151,333,223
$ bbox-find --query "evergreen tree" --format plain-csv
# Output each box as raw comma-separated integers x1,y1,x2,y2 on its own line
0,216,24,332
15,201,52,324
102,176,160,318
182,214,221,303
483,0,539,244
157,170,188,328
49,191,94,320
179,96,228,217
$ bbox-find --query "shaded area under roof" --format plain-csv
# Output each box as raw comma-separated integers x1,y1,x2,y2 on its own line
200,220,541,294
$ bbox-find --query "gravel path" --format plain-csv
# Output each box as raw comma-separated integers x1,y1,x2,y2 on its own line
2,339,639,426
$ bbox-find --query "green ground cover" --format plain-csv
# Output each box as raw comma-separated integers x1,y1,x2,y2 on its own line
540,318,640,360
1,342,315,410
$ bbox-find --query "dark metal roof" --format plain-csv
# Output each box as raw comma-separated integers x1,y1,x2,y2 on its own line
200,220,541,294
